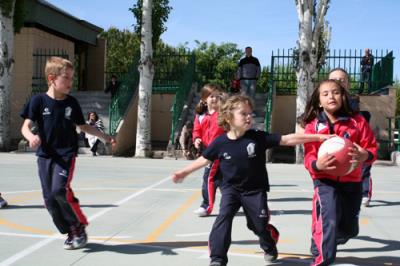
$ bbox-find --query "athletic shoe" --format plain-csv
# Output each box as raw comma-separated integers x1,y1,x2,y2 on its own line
63,232,74,250
72,224,88,249
209,261,226,266
0,195,8,208
264,246,278,263
362,197,370,207
64,225,88,250
193,207,208,217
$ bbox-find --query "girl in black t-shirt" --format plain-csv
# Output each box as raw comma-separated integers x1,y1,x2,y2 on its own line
171,95,330,266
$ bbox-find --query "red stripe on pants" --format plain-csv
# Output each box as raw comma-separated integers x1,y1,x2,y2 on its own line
312,187,324,266
66,156,88,225
206,160,220,215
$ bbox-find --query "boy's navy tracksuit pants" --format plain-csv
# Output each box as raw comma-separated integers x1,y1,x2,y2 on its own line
38,156,88,234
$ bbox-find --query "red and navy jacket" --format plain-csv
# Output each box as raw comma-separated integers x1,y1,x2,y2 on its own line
304,112,377,183
192,111,225,148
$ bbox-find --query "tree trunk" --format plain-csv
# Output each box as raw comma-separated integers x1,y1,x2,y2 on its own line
0,0,16,151
295,0,329,163
135,0,154,157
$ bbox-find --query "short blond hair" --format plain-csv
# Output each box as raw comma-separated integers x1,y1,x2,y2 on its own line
218,95,253,131
45,57,73,85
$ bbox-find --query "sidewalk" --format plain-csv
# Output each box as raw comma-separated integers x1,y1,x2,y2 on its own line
0,153,399,266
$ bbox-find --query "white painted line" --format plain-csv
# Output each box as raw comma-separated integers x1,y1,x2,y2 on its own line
0,176,172,266
88,176,171,221
0,232,62,239
0,232,132,240
175,232,209,237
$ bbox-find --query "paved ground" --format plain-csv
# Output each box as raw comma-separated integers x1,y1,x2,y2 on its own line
0,153,399,266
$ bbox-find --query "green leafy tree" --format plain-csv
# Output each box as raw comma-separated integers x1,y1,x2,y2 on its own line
130,0,172,49
99,27,141,79
193,41,242,90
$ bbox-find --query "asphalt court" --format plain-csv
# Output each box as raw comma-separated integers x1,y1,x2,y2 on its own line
0,153,399,266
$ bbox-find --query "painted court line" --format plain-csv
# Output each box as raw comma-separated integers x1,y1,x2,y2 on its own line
0,176,172,266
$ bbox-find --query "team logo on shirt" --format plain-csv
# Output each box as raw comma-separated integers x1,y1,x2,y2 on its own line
65,107,72,120
223,152,231,160
247,143,256,158
42,107,51,115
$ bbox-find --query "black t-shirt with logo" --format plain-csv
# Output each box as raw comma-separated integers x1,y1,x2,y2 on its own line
202,129,281,192
21,93,85,157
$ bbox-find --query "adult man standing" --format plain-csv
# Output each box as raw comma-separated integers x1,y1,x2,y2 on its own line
236,47,261,101
360,48,374,94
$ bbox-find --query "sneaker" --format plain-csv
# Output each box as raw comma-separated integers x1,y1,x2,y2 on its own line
72,225,88,249
209,261,225,266
63,232,74,250
0,195,8,208
65,225,88,250
264,246,278,263
362,197,370,207
193,207,208,217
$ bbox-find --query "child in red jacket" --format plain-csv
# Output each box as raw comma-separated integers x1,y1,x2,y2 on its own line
192,84,225,217
302,79,377,266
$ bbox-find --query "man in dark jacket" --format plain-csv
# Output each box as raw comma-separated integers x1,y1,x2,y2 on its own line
104,74,120,98
236,47,261,101
360,48,374,94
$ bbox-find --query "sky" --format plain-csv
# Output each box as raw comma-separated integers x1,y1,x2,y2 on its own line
46,0,400,79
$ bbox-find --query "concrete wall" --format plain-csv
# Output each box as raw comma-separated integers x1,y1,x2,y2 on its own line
11,27,74,140
114,93,174,156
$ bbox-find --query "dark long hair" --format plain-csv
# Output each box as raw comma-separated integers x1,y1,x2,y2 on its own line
301,79,353,127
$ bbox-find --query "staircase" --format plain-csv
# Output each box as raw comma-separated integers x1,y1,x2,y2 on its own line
71,91,112,155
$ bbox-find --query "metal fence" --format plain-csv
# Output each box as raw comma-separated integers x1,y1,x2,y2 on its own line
31,48,69,94
270,49,394,95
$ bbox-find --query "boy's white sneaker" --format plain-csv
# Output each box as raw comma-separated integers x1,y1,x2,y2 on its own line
193,207,208,217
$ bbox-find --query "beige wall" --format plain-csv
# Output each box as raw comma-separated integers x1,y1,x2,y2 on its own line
11,27,74,140
271,95,296,134
87,38,106,91
114,93,174,156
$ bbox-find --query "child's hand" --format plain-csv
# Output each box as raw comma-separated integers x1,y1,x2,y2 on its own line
29,135,41,149
194,138,202,149
348,143,368,164
316,153,337,172
171,171,186,183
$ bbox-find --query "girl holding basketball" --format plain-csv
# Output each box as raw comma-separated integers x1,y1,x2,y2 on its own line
301,79,377,266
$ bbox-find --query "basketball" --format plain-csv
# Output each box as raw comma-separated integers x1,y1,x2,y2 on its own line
317,136,357,176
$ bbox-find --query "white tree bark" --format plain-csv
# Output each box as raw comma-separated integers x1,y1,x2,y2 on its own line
0,0,16,151
135,0,154,157
295,0,329,163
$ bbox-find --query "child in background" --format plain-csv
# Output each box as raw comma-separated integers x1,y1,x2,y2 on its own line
179,121,196,160
192,84,225,217
86,111,105,156
302,79,377,266
21,57,115,250
328,68,375,208
172,95,331,266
